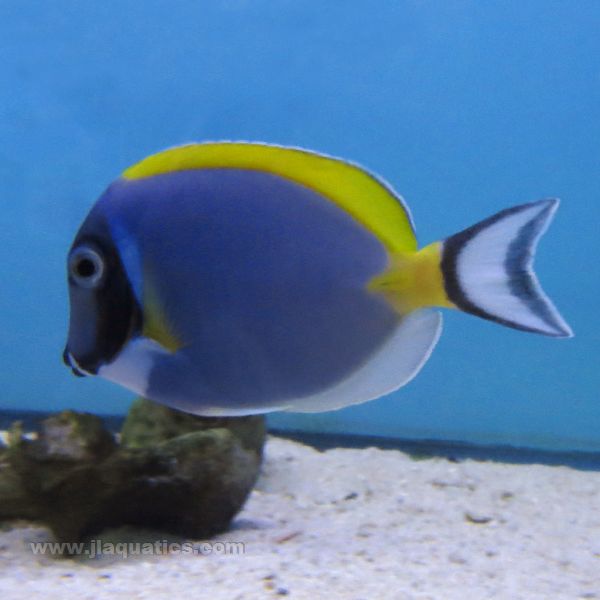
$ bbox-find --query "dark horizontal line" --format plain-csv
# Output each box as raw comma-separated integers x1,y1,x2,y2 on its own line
269,429,600,471
2,410,599,471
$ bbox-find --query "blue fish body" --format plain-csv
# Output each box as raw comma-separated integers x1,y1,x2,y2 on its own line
103,168,397,412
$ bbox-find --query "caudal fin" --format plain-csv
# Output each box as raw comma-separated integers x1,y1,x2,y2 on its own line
440,199,573,337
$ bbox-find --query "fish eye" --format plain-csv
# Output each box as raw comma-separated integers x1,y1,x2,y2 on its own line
69,246,105,289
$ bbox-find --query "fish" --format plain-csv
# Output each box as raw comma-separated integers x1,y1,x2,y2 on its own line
64,142,573,416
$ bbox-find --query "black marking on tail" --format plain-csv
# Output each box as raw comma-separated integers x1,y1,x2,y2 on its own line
440,200,570,336
441,204,530,329
505,208,564,333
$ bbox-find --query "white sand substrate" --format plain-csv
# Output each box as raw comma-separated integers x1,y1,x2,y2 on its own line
0,435,599,600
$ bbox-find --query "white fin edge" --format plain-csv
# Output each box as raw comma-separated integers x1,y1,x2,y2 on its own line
285,309,443,413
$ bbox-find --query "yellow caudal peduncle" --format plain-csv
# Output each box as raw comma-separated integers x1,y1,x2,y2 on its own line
368,242,456,314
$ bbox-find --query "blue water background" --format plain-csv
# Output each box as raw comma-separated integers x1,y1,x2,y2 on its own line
1,1,598,451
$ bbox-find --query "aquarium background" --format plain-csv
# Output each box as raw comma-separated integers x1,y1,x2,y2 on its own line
1,1,598,452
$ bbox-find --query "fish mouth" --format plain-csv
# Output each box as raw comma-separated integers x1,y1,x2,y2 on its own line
62,346,90,378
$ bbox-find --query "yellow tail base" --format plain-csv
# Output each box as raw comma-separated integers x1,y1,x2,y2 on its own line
368,242,455,314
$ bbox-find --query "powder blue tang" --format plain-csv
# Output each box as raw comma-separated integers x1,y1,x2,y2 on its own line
64,142,571,416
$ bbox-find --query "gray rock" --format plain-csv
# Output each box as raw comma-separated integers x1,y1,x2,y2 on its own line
121,398,265,455
0,400,266,548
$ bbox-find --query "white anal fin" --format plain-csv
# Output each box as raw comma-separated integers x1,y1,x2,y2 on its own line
286,309,442,413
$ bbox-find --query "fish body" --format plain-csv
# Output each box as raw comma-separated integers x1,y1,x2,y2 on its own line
64,143,572,416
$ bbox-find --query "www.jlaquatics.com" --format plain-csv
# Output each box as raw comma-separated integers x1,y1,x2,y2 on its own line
29,540,245,559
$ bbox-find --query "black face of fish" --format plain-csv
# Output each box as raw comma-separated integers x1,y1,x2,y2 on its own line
64,225,141,376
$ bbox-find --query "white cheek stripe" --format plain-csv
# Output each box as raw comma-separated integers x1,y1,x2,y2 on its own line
98,337,169,397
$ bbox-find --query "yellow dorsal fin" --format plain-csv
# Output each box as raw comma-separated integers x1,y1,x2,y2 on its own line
122,142,416,253
368,242,456,313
